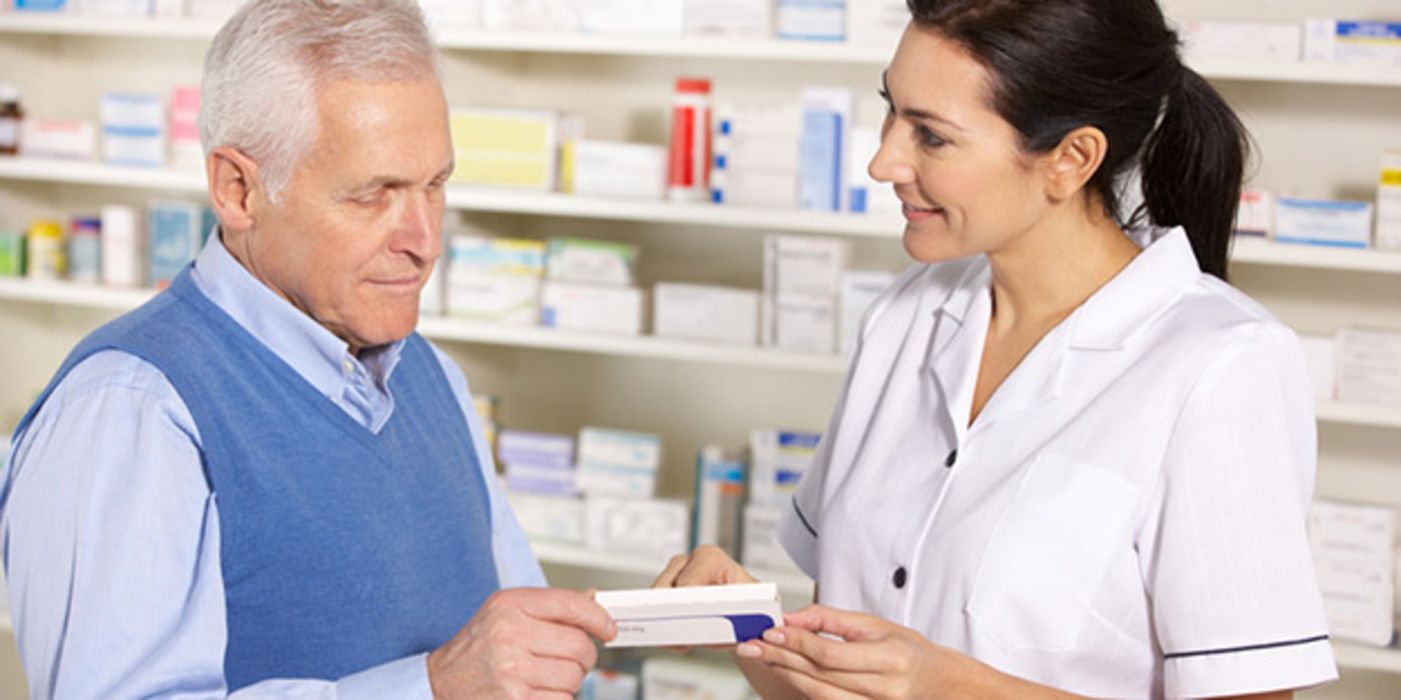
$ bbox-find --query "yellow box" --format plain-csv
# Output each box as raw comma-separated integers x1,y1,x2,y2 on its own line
450,108,561,190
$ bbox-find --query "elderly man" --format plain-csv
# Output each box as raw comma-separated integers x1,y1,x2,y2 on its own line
0,0,614,697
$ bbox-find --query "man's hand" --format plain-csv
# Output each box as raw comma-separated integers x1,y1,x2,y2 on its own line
652,545,758,588
426,587,617,699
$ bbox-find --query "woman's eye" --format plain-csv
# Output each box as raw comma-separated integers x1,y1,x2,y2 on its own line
916,125,947,149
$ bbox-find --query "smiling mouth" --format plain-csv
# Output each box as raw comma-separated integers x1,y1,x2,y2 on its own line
902,202,944,215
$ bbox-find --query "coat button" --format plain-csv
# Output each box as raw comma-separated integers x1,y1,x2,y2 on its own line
893,566,908,589
944,449,958,468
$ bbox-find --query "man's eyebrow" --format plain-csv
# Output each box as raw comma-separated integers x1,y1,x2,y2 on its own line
349,162,454,193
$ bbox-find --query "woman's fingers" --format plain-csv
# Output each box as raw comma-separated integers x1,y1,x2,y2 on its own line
783,604,888,642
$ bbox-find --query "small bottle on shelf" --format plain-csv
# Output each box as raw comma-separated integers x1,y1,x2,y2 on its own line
0,84,23,157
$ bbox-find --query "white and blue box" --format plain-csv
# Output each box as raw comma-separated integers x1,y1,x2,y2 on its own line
1275,198,1374,249
101,93,165,168
776,0,845,42
799,88,853,212
147,200,201,288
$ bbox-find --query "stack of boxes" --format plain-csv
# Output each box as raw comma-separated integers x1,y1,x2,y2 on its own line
1234,152,1401,252
0,203,207,289
742,428,820,576
577,427,690,559
762,234,848,355
542,238,646,336
1310,500,1398,647
445,235,546,325
448,108,581,192
711,104,802,209
652,283,760,347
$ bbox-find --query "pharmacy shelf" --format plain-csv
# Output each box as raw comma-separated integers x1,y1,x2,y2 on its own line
1316,401,1401,430
530,540,814,602
0,277,847,374
1333,641,1401,675
6,278,1401,430
8,157,1401,270
1231,237,1401,275
4,14,1401,87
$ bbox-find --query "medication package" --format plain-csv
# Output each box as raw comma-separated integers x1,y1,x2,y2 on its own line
595,582,783,647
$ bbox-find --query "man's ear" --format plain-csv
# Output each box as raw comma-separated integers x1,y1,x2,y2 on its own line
1041,126,1108,203
206,146,264,236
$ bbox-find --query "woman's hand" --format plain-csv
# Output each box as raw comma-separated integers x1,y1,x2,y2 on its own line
735,604,968,700
652,545,758,588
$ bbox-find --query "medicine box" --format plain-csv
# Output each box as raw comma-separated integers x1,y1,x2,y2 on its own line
692,444,747,557
1178,19,1303,61
749,428,820,507
1298,334,1336,402
575,427,662,497
481,0,581,32
846,0,908,48
776,0,846,42
78,0,148,17
101,93,165,168
168,86,203,170
449,235,546,277
1306,19,1401,67
1334,327,1401,408
771,295,837,354
446,272,541,324
1310,500,1396,647
597,582,782,648
742,503,805,575
505,462,577,495
585,495,691,559
710,170,800,209
546,237,638,286
505,490,585,545
147,200,201,289
763,234,849,299
654,283,760,346
419,0,482,28
1274,197,1373,249
13,0,69,11
684,0,771,38
420,258,444,316
100,204,142,287
541,281,645,335
1235,189,1274,237
840,270,895,354
0,231,24,278
1377,150,1401,251
19,119,97,161
847,126,901,215
450,108,567,190
500,430,576,495
578,0,684,36
560,140,668,200
799,87,854,212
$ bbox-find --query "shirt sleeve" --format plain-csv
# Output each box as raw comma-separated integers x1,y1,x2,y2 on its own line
1138,322,1338,699
430,344,547,589
1,351,436,700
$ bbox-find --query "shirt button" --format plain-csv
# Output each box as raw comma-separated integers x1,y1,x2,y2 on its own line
342,360,354,376
893,566,907,589
944,449,958,468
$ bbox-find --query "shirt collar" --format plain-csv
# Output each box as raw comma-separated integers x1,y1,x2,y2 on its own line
188,233,406,400
1066,227,1202,351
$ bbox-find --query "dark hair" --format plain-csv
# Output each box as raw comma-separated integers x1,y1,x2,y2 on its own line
906,0,1249,279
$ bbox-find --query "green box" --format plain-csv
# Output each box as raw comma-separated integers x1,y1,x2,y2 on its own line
0,231,25,277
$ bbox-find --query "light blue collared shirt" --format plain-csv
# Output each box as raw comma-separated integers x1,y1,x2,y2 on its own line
0,235,545,699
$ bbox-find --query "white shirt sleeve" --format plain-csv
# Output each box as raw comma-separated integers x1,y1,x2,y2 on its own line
1,351,435,699
1137,322,1338,698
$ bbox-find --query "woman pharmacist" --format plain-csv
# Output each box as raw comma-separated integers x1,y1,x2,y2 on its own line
654,0,1338,698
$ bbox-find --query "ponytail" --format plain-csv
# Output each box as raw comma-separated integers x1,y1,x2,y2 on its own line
1137,67,1250,280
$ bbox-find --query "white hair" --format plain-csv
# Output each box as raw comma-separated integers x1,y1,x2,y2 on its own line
198,0,443,201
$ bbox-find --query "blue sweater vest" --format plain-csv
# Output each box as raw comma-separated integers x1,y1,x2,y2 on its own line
14,267,500,690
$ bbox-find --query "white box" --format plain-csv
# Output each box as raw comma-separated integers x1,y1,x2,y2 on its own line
1377,150,1401,251
78,0,148,16
1274,198,1373,249
1306,19,1401,67
419,0,481,28
546,238,638,286
1235,189,1273,237
763,234,848,299
1299,334,1336,401
482,0,579,32
100,204,142,288
653,283,760,346
101,93,165,168
563,140,667,200
1311,500,1396,647
1334,327,1401,408
685,0,771,38
776,0,844,41
847,0,907,48
505,490,585,545
742,503,804,576
840,270,895,353
748,428,819,507
597,582,782,648
1179,19,1303,61
420,256,444,316
585,496,690,558
19,119,97,160
541,281,645,335
575,427,662,497
847,126,900,215
446,272,541,324
773,295,837,354
185,0,238,20
710,169,799,209
579,0,683,36
715,135,800,174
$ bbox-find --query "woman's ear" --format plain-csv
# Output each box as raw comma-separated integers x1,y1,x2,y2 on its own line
1041,126,1108,203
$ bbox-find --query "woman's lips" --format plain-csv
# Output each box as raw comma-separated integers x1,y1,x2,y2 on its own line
902,202,944,221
